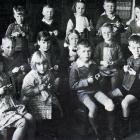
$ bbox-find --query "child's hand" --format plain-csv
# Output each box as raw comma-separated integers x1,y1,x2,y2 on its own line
0,87,5,95
21,31,25,37
128,68,136,75
115,21,121,28
113,26,118,32
100,61,109,67
53,30,58,36
87,26,93,31
123,65,130,72
53,65,59,71
97,29,102,36
87,76,94,84
38,84,46,91
12,67,20,73
108,61,114,65
11,32,20,37
20,65,25,72
41,91,49,101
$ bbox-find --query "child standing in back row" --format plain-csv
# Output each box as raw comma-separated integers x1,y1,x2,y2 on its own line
125,5,140,39
5,5,32,60
66,0,94,40
96,0,124,43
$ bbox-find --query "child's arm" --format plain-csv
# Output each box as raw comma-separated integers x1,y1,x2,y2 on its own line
5,23,15,37
66,19,74,35
69,64,91,91
22,73,45,97
94,44,102,65
109,45,124,67
96,16,104,35
87,19,94,31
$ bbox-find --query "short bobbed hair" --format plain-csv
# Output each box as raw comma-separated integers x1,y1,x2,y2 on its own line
30,51,49,70
72,0,86,13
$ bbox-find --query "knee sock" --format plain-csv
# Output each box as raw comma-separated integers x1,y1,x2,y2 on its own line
121,117,130,137
88,117,99,136
106,111,115,135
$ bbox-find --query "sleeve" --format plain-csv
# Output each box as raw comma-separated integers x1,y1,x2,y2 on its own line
125,25,132,39
5,24,14,37
96,16,104,32
21,73,40,97
112,45,124,67
94,44,101,65
69,64,89,91
115,15,125,33
66,19,74,35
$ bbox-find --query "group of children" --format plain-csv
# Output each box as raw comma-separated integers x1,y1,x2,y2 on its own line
0,0,140,140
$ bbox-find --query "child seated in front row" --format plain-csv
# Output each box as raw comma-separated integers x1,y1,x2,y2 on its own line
0,37,30,99
94,23,124,91
22,51,62,121
0,61,35,140
69,39,115,139
110,34,140,137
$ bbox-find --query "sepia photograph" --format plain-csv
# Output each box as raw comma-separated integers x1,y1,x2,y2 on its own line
0,0,140,140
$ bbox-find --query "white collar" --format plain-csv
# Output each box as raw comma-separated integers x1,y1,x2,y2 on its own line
76,59,93,68
42,18,53,25
106,13,115,20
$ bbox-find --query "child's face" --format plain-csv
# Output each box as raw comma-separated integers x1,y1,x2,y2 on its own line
36,60,48,75
101,27,113,42
1,40,14,57
68,33,79,47
135,7,140,20
38,38,51,52
128,41,140,58
14,13,24,24
43,7,54,20
78,45,92,62
75,2,85,16
104,2,115,15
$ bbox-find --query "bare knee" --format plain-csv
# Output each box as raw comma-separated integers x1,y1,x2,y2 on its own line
24,113,34,123
105,99,115,112
121,99,129,110
16,118,27,129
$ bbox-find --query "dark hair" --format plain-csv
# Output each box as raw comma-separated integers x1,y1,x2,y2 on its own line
104,0,116,5
37,31,52,42
65,29,80,45
43,3,54,9
101,23,114,31
42,3,55,16
13,5,25,15
128,34,140,45
72,0,86,13
77,39,91,50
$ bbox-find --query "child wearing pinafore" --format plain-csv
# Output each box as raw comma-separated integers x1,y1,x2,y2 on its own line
22,51,62,121
0,65,35,140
